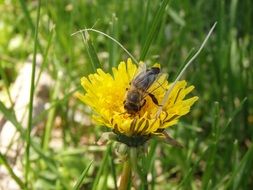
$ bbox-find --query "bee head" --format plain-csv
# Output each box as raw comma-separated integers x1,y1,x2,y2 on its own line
124,102,140,114
150,67,160,74
150,63,160,74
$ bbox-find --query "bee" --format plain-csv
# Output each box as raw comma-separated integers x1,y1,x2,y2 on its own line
124,64,161,115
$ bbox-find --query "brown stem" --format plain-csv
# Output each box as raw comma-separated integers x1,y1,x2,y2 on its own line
119,159,131,190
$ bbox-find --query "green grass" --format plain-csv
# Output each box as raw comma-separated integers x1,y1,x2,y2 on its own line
0,0,252,189
25,0,41,187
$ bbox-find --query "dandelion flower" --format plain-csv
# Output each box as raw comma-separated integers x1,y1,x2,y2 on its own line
76,58,198,147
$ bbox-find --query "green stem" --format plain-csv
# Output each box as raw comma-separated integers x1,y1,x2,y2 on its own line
119,159,131,190
0,153,25,189
25,0,41,187
42,75,60,151
92,145,110,190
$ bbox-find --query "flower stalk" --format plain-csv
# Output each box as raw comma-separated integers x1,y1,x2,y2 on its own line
119,158,131,190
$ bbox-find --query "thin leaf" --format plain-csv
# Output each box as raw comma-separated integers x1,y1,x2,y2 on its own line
25,0,41,186
140,0,170,60
0,101,24,133
73,160,93,190
0,153,25,189
92,145,110,190
109,14,119,68
18,0,42,52
225,145,253,190
82,31,101,71
72,29,138,65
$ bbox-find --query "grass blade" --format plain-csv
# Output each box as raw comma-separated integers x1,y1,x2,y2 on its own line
73,160,93,190
72,28,138,65
92,145,110,190
0,153,25,189
225,145,253,190
25,0,41,186
109,145,118,190
141,0,151,47
109,14,119,68
0,62,14,106
155,22,217,119
82,31,101,71
140,0,170,61
0,101,61,172
19,0,42,52
0,101,24,133
42,76,61,151
35,26,54,87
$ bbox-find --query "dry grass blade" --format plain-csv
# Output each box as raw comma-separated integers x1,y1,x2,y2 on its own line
155,22,217,118
72,28,138,65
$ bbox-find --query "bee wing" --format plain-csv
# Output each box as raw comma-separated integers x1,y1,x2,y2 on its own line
136,68,165,93
142,73,168,101
129,62,148,89
130,62,165,92
147,72,168,92
131,62,147,82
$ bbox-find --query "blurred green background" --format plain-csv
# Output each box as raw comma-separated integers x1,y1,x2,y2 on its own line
0,0,252,189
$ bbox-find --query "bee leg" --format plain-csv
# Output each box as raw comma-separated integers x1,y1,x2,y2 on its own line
140,99,146,109
148,93,160,106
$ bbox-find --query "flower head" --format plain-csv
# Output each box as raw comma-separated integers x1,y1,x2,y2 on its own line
76,59,198,146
